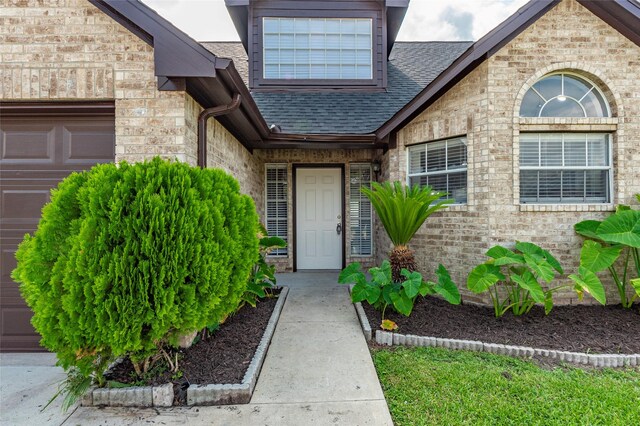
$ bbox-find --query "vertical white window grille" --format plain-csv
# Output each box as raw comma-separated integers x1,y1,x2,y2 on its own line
349,164,372,256
265,164,288,256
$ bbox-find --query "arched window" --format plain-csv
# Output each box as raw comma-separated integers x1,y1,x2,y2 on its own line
520,73,610,118
518,72,613,204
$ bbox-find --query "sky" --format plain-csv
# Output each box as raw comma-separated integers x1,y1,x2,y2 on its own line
143,0,531,42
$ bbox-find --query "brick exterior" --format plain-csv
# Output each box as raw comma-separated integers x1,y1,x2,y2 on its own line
0,0,206,165
0,0,260,203
2,0,638,305
386,0,640,304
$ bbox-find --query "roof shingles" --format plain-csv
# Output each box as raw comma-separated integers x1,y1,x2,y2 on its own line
201,41,472,135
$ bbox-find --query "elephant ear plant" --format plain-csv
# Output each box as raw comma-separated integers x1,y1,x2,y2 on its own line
467,242,606,318
339,260,461,329
361,181,452,282
571,197,640,308
241,224,287,308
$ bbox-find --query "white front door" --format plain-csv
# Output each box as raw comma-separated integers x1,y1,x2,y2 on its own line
296,168,343,270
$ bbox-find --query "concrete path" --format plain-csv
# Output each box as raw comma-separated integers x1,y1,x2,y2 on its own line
0,272,392,425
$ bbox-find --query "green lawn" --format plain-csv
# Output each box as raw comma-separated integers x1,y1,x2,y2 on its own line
372,347,640,426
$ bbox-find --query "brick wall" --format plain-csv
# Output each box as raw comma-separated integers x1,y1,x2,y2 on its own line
0,0,261,208
390,0,640,304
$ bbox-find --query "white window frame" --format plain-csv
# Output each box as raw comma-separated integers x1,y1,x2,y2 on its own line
406,136,468,205
262,17,373,80
520,72,611,118
265,164,288,257
519,133,613,204
349,163,373,257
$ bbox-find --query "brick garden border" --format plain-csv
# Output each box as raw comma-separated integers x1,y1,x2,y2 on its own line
350,294,639,368
82,286,289,407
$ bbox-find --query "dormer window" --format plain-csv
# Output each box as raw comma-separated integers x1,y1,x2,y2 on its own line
263,17,373,81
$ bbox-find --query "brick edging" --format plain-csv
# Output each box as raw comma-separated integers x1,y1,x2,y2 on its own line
187,286,289,405
350,297,639,368
83,286,289,407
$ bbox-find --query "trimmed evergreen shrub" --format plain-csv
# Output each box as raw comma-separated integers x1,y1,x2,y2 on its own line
13,158,259,379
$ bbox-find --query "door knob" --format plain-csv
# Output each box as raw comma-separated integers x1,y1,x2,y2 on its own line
336,223,342,235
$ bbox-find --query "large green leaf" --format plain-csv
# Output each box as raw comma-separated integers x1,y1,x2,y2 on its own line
486,245,525,266
361,181,451,246
597,210,640,248
350,282,368,303
259,236,287,249
523,253,555,283
389,289,414,316
364,284,382,305
516,241,563,274
631,278,640,298
467,264,505,293
510,270,544,303
432,264,461,305
338,262,365,285
544,292,554,315
400,269,423,298
574,220,604,241
579,240,622,273
568,267,607,305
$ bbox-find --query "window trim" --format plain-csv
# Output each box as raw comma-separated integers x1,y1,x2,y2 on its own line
406,135,469,205
518,133,614,205
265,163,289,257
520,72,612,118
349,163,373,257
254,9,381,88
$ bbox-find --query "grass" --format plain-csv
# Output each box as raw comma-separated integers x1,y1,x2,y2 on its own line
372,347,640,426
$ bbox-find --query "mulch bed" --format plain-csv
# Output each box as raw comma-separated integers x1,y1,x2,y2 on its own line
105,289,280,404
362,297,640,354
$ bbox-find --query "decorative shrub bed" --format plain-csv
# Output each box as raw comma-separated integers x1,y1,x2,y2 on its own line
361,297,640,355
12,158,262,408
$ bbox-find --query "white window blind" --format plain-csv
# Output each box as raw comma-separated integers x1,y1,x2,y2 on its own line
349,164,372,256
263,17,373,80
519,133,611,203
265,164,288,256
408,137,468,204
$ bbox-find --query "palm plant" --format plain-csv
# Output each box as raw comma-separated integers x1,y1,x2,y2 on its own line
362,181,452,282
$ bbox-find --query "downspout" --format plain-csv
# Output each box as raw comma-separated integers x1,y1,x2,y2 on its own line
197,93,242,168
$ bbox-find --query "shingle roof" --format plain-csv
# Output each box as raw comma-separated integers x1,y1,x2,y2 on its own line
201,41,472,134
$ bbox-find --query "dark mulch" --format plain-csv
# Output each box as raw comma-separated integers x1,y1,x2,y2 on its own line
362,297,640,354
105,289,280,404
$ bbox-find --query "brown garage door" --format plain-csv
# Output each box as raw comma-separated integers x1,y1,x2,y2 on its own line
0,103,115,352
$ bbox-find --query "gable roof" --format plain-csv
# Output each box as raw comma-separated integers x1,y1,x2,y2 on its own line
88,0,270,148
202,41,472,135
376,0,640,139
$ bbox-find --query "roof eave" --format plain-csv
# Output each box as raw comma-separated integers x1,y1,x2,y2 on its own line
376,0,561,140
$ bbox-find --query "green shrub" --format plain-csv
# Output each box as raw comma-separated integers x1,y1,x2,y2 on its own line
467,242,605,318
241,224,286,308
12,158,259,381
572,198,640,308
339,260,461,328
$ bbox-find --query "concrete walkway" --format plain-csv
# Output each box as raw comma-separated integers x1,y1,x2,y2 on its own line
0,272,393,425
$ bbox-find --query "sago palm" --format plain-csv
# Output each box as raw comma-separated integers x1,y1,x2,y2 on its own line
362,181,452,282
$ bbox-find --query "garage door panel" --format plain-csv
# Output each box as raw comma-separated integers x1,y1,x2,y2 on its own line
1,124,56,164
0,111,115,352
63,121,115,164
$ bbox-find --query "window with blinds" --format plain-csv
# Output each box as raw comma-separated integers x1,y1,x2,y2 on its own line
519,133,612,203
350,164,373,256
263,17,373,80
265,164,288,256
408,137,468,204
